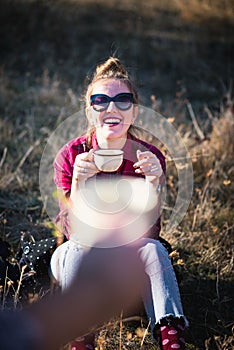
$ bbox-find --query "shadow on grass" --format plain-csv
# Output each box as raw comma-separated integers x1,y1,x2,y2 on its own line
175,259,234,349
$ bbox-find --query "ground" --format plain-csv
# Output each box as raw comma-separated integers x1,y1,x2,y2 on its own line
0,1,233,349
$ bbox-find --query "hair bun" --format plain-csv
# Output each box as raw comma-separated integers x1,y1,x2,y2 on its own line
95,57,128,79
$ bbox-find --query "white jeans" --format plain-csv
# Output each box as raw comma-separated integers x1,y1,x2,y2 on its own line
50,238,188,330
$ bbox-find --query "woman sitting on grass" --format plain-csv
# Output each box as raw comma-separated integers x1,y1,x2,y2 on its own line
51,56,188,350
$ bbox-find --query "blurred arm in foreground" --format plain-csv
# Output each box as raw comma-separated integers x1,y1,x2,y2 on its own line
0,243,146,350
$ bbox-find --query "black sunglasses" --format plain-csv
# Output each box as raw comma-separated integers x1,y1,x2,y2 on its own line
90,93,134,112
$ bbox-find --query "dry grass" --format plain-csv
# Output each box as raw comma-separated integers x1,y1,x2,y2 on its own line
0,1,233,349
175,0,234,22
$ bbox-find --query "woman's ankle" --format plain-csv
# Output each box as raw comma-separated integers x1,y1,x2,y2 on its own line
153,316,186,350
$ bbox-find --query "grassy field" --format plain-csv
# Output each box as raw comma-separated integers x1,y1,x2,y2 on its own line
0,0,233,349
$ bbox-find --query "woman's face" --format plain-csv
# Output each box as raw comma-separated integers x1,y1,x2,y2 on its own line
87,79,137,143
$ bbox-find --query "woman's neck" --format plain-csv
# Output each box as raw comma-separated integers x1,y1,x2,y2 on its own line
96,133,127,149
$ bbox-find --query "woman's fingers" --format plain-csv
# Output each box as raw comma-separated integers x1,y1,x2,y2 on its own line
79,148,95,162
134,150,163,177
75,160,97,172
73,149,99,181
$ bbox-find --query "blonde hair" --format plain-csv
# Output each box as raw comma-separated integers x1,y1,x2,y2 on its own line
85,57,140,148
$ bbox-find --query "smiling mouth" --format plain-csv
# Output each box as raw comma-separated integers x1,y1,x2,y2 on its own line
103,118,121,125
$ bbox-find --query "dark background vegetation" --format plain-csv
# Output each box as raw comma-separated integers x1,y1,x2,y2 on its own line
0,1,233,349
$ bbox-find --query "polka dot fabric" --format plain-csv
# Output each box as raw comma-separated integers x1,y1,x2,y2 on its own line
160,322,186,350
20,237,57,270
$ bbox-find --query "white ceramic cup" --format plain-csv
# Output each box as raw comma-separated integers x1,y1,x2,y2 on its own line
94,149,124,172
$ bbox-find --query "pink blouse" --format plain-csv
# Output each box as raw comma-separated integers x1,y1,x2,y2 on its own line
54,132,166,240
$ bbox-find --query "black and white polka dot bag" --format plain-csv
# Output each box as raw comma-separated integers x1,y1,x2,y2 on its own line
20,237,57,272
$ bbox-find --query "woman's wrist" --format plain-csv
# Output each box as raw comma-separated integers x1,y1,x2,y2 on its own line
70,176,86,202
145,175,160,190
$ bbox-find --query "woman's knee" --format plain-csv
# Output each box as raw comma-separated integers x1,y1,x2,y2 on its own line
138,238,172,272
50,241,70,282
139,238,169,256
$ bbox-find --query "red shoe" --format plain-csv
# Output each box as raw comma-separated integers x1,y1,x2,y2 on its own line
70,338,86,350
70,335,95,350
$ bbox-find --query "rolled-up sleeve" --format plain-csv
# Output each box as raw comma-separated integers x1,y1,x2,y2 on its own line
54,144,74,197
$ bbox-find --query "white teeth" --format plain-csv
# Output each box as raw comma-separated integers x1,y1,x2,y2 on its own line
104,118,121,124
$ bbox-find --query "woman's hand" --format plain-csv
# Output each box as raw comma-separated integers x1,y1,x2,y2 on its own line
73,149,99,183
133,150,163,186
70,149,99,202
